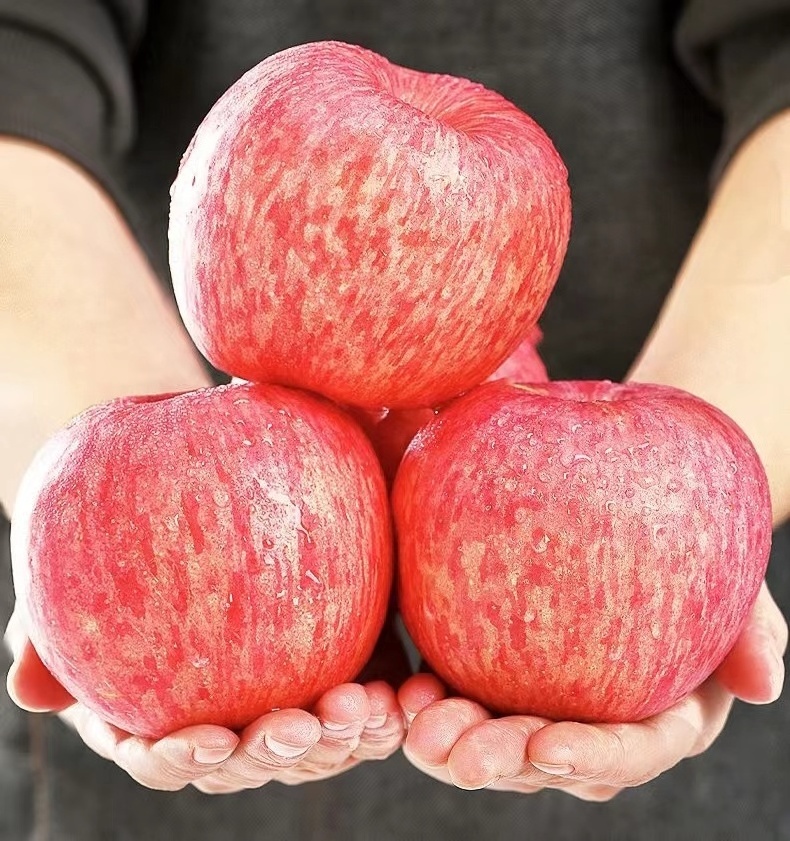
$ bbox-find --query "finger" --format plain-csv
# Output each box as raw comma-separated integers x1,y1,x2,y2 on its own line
311,683,370,752
276,754,362,785
397,673,447,725
352,680,405,761
445,715,552,790
527,679,733,787
716,583,786,703
563,782,623,802
756,581,789,653
59,705,127,761
403,698,490,774
204,709,321,790
114,725,240,791
7,638,75,713
487,776,622,801
267,685,372,785
3,607,27,659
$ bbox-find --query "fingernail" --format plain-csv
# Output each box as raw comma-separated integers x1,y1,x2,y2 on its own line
365,714,388,729
263,733,311,758
322,720,352,731
531,761,575,776
193,745,235,765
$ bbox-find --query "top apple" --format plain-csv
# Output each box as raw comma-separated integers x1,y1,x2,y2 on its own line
169,41,571,408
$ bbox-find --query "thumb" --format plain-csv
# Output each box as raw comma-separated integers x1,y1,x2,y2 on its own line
5,615,74,713
715,582,787,704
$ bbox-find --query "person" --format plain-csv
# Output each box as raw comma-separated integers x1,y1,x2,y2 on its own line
1,0,789,838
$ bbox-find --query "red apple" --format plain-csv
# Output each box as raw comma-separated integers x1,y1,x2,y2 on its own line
356,327,550,484
11,383,392,738
169,40,571,409
393,380,772,722
488,324,548,383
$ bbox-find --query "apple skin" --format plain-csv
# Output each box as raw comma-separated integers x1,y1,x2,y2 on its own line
393,380,773,723
169,40,571,409
488,324,548,384
355,327,550,484
11,383,393,739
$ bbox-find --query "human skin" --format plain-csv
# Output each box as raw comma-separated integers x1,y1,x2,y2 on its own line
0,138,419,792
399,108,790,800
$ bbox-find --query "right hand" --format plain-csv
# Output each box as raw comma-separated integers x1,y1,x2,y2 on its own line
5,605,415,792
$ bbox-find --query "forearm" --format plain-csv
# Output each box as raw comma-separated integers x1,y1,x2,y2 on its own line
0,138,209,513
629,110,790,525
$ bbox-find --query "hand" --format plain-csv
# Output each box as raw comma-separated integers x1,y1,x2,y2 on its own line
5,607,409,792
399,581,787,801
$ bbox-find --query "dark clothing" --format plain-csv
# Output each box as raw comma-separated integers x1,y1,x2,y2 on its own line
1,1,789,839
2,1,790,379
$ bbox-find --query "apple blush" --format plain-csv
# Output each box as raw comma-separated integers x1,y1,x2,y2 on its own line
12,383,393,738
393,380,773,722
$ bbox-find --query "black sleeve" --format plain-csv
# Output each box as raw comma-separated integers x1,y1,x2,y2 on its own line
676,0,790,179
0,0,146,183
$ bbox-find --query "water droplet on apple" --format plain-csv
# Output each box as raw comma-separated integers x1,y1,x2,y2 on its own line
537,471,550,483
504,479,517,492
533,531,550,553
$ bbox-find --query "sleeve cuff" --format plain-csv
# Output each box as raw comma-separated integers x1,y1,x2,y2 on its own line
676,9,790,183
0,22,135,223
715,15,790,180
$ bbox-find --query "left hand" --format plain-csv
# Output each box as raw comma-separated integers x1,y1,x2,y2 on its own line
399,581,786,801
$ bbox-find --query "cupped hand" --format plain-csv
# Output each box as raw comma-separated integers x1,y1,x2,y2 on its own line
5,608,410,793
399,581,786,801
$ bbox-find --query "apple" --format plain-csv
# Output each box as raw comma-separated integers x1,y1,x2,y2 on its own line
355,326,550,484
11,383,393,739
488,324,548,384
169,40,571,409
393,380,772,722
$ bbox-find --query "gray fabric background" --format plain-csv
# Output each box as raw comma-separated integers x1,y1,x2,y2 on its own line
2,0,790,838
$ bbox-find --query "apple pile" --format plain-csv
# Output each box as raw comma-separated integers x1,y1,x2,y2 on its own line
12,41,771,739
